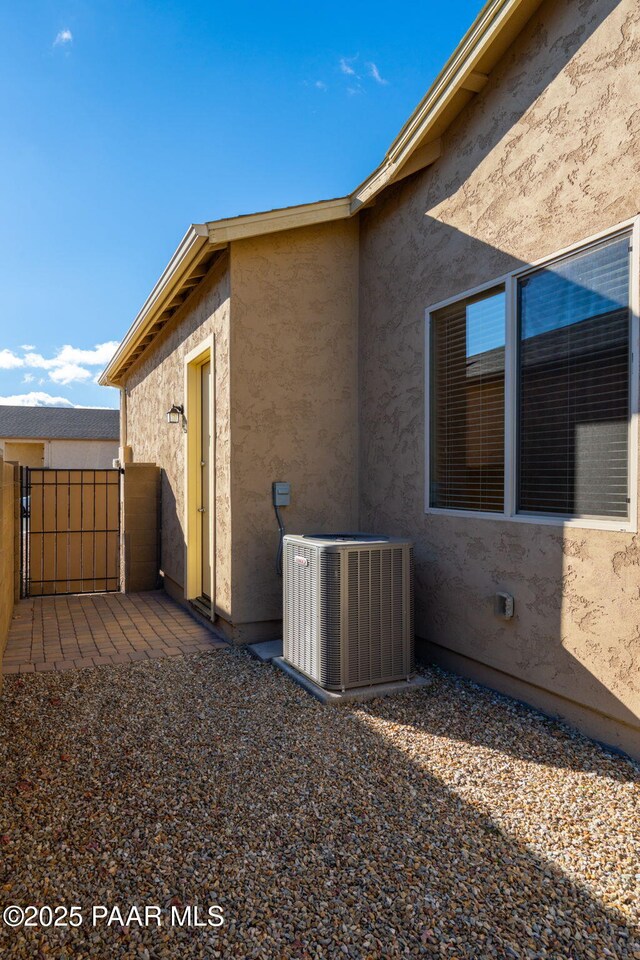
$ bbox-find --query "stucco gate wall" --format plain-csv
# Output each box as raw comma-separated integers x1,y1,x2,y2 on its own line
357,0,640,756
228,219,360,640
123,255,232,618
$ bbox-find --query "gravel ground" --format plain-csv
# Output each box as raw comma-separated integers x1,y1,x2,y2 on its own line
0,647,638,959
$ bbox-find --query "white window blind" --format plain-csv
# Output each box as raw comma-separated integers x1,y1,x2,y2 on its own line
517,236,630,519
430,287,505,511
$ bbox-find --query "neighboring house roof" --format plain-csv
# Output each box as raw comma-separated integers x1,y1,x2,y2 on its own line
100,0,543,388
0,406,119,441
466,311,628,380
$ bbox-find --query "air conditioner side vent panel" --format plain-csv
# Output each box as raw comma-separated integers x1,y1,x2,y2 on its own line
319,552,342,688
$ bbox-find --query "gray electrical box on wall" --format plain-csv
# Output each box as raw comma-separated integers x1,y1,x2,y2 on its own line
272,482,291,506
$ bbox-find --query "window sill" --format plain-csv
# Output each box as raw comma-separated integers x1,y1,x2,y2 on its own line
423,507,635,533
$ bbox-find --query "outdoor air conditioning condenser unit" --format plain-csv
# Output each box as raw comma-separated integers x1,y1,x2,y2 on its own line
283,534,414,691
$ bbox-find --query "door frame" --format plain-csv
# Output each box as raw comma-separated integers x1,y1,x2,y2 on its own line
184,336,215,612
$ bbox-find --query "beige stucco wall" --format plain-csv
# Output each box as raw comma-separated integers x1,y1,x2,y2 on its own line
124,254,231,614
122,463,161,593
48,439,118,469
0,439,118,469
358,0,640,755
0,456,18,689
1,441,45,468
123,223,359,637
228,219,359,635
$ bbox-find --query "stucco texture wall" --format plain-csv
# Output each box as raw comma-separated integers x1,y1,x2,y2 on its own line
358,0,640,754
48,439,118,469
229,219,359,632
124,254,231,614
1,442,45,468
0,456,18,687
0,440,118,469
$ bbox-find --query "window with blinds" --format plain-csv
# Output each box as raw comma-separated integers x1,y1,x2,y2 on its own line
430,287,506,511
517,236,631,518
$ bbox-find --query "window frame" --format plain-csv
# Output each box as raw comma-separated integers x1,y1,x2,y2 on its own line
424,217,640,532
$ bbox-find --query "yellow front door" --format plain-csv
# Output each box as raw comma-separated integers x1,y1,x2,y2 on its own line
200,360,212,599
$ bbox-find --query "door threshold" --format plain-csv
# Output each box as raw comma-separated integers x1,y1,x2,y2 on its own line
187,597,228,643
191,596,212,619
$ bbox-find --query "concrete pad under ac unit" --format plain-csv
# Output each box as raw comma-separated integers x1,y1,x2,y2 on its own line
272,656,432,706
247,639,284,662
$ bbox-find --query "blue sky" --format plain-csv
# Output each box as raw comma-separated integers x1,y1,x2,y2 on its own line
0,0,483,409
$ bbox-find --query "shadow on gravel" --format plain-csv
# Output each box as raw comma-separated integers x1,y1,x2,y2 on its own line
405,666,640,785
340,698,640,958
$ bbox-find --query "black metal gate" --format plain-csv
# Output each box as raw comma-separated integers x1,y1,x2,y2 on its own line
21,468,121,597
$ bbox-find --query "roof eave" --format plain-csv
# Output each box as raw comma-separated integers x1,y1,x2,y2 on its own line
206,197,351,244
349,0,543,211
99,224,210,386
100,199,354,386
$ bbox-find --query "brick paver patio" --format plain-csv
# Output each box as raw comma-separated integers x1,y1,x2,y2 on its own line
2,590,226,673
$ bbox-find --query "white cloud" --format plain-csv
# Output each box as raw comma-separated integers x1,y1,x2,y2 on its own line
339,56,358,77
366,62,388,85
22,373,35,383
20,344,34,351
0,341,119,384
21,351,47,367
54,342,119,366
314,80,327,91
0,392,81,407
0,349,25,369
54,29,73,47
49,363,94,385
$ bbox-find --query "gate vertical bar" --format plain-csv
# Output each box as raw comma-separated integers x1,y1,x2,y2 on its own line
40,468,44,596
92,469,96,593
80,470,84,594
27,468,30,598
54,467,58,596
26,467,30,598
103,470,106,590
21,467,30,598
117,468,122,591
19,467,24,598
19,467,23,598
67,466,71,594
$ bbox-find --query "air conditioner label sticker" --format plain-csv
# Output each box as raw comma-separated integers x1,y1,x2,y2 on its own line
294,556,309,567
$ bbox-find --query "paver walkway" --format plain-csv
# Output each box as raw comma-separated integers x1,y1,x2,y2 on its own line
2,590,226,673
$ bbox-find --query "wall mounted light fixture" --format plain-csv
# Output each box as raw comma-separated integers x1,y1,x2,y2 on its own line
166,403,184,424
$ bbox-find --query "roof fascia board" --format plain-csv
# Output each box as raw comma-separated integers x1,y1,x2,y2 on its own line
99,225,209,385
100,201,351,384
389,0,522,162
349,0,541,211
206,197,351,244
